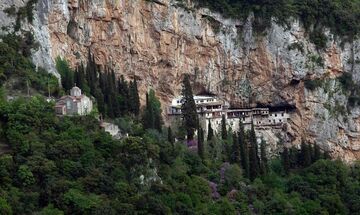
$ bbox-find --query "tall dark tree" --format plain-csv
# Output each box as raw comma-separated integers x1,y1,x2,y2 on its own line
231,132,240,164
300,142,312,167
282,147,290,175
260,138,268,175
168,127,174,144
142,89,162,132
314,143,321,161
56,57,74,92
197,127,205,160
181,74,198,140
94,89,105,116
129,78,140,116
207,120,214,141
117,75,129,115
238,121,249,178
249,123,260,180
221,114,227,140
289,146,299,169
143,92,154,129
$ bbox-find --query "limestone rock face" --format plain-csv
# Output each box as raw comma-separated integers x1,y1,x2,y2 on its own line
2,0,360,161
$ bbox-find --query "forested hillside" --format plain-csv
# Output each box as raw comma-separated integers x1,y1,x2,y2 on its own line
0,34,359,214
0,90,359,214
0,0,360,214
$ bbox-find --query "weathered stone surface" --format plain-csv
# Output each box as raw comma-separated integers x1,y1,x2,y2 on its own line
1,0,360,161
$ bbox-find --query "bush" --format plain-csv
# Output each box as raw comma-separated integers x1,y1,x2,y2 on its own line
304,79,323,91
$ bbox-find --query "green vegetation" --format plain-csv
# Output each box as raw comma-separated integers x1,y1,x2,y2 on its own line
190,0,360,48
0,33,59,96
56,55,140,119
0,95,359,214
181,74,199,140
142,89,163,132
4,0,38,31
304,78,324,91
203,15,222,34
287,42,304,53
307,54,324,68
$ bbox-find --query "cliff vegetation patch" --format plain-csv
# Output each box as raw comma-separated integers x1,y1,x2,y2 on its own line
189,0,360,49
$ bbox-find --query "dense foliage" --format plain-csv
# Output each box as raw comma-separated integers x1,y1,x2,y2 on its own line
0,95,359,214
0,3,360,214
0,33,59,97
56,55,140,119
190,0,360,48
181,74,199,140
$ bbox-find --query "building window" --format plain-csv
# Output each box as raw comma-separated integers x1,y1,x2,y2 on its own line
275,114,277,117
66,100,71,109
279,119,282,122
282,113,284,117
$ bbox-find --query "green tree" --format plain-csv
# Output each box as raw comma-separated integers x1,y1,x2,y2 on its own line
282,147,290,175
17,165,35,187
221,114,227,140
56,57,74,92
129,79,140,116
197,126,205,160
167,126,174,144
249,123,259,180
142,89,162,132
260,138,268,175
181,74,198,140
238,120,249,178
231,132,240,164
300,142,312,167
0,197,12,215
117,75,129,115
314,143,321,161
207,120,214,141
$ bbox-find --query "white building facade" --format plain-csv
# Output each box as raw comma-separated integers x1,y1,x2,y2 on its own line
55,86,93,116
168,95,292,134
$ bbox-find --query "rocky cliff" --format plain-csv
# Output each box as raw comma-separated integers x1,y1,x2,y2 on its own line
1,0,360,162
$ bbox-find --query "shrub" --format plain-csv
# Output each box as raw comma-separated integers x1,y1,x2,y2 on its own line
304,79,323,91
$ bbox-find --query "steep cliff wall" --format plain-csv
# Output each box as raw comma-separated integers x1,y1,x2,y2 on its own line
1,0,360,161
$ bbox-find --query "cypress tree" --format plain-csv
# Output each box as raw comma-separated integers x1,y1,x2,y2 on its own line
86,51,97,95
282,147,290,175
181,74,198,140
118,76,129,115
207,120,214,141
106,94,115,118
168,127,174,144
249,123,260,180
300,142,312,167
95,90,105,116
289,146,299,169
260,138,268,175
221,114,227,140
75,63,88,94
56,57,74,92
314,143,321,162
198,127,205,160
129,79,140,116
142,92,154,129
239,120,249,178
231,132,240,164
142,89,162,132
